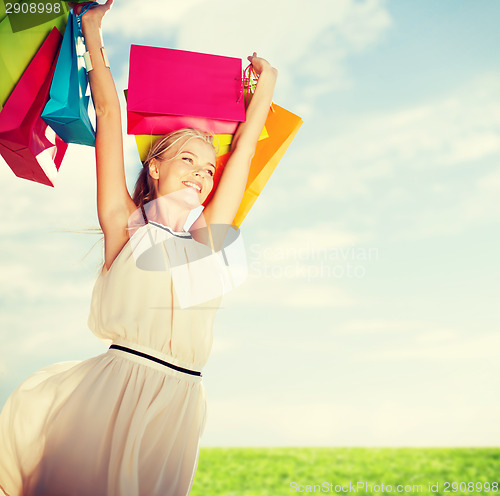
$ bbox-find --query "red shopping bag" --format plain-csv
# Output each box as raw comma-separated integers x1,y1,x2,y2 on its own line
0,27,68,187
127,45,246,136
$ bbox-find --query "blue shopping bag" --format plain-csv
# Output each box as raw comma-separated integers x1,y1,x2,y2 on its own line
41,10,95,146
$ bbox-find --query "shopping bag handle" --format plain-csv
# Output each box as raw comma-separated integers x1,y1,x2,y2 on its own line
75,1,99,32
236,63,256,105
236,63,275,112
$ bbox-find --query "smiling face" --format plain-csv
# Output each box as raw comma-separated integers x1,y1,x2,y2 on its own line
149,137,216,205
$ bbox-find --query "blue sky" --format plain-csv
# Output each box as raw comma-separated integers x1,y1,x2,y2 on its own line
1,0,499,447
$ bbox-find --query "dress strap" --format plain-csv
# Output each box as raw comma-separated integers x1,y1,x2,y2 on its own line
140,204,149,225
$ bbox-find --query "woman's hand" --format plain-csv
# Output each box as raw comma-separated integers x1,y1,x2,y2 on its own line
67,0,113,26
247,52,277,78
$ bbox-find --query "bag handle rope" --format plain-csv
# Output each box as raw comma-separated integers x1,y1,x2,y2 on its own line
237,63,275,112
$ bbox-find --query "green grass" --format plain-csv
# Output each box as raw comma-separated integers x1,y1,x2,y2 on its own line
191,448,500,496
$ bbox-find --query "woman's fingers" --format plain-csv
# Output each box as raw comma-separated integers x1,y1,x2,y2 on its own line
66,1,94,14
245,53,274,77
67,0,113,15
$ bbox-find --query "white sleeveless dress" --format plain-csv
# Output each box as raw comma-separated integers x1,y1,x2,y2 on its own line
0,219,223,496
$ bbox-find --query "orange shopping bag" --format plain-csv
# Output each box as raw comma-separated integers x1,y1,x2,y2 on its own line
205,104,303,228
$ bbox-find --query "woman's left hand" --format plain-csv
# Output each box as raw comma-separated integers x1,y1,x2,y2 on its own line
247,52,277,77
67,0,113,26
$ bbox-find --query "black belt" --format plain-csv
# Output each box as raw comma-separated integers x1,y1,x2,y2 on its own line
109,344,202,377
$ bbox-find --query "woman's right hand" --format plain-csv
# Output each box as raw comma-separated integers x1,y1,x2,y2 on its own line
67,0,113,26
247,52,276,78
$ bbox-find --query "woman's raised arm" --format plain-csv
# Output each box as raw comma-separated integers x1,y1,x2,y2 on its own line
70,1,135,234
202,53,278,227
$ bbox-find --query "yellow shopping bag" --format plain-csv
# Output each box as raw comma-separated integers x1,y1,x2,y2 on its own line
133,127,269,162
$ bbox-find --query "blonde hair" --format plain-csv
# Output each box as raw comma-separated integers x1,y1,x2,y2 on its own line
73,128,217,276
133,128,216,209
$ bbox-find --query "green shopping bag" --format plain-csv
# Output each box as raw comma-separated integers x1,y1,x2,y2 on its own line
0,2,6,23
0,7,68,106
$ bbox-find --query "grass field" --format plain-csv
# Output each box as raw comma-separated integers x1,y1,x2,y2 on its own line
191,448,499,496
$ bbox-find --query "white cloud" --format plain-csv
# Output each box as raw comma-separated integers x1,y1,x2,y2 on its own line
104,0,206,36
0,361,6,378
293,72,500,198
0,262,88,302
336,319,430,335
257,224,362,253
210,337,238,354
175,0,390,60
335,0,392,51
223,275,356,308
438,132,500,165
354,331,500,363
266,71,500,240
334,319,473,344
414,329,460,343
460,168,500,224
477,169,500,192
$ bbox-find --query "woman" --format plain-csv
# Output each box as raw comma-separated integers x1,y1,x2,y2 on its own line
0,1,277,495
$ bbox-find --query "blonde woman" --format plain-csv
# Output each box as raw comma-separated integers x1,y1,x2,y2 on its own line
0,1,277,494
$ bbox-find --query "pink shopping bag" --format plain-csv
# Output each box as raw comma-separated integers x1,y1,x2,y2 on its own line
0,27,67,187
127,45,246,135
